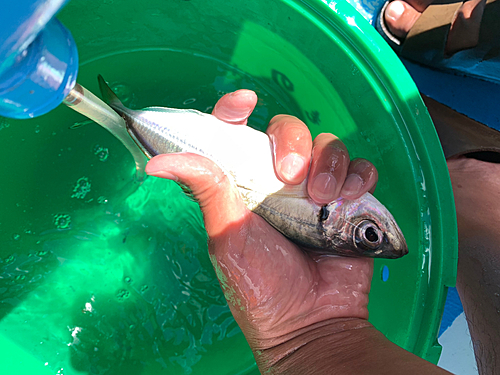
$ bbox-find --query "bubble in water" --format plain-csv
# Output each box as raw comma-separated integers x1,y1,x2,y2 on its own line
0,119,10,131
97,196,108,204
12,233,20,240
34,125,40,134
183,98,196,105
93,145,109,162
111,83,135,106
71,177,91,199
54,214,71,229
116,289,130,301
140,285,149,293
97,150,109,161
124,277,132,284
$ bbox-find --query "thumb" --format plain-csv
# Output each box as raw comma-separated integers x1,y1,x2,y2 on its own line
145,153,250,237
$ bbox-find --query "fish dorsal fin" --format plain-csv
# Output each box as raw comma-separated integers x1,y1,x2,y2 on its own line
98,75,124,108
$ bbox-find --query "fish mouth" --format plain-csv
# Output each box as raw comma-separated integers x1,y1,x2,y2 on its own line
387,247,409,259
384,231,409,258
379,215,409,258
363,232,408,259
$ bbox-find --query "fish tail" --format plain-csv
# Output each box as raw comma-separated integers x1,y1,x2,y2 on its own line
97,75,124,108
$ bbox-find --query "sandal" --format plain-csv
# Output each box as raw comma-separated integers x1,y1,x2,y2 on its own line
376,0,500,84
423,94,500,160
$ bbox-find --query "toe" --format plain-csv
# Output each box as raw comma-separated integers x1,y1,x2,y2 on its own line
384,0,422,39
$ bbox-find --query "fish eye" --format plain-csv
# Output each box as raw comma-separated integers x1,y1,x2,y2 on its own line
355,220,383,250
365,226,379,243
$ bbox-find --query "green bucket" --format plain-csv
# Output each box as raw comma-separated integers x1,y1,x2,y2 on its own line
0,0,457,374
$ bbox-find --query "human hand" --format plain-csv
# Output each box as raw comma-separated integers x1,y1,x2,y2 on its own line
145,90,379,369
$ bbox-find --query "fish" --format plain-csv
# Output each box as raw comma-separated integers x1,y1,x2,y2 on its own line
97,75,408,259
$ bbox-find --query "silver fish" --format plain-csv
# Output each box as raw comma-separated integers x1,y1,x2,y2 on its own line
98,75,408,258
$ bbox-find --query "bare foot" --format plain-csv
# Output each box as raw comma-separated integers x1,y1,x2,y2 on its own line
384,0,486,55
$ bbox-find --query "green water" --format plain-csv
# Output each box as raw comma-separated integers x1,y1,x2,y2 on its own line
1,178,242,375
0,50,296,375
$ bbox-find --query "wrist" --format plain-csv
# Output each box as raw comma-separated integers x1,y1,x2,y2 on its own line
253,318,373,374
252,318,452,375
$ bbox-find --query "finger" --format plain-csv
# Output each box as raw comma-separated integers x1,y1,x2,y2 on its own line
145,153,250,237
340,158,379,200
266,115,313,184
307,133,350,204
212,89,258,125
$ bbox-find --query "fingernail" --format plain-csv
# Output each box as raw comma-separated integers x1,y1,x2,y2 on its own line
281,154,305,182
230,89,255,99
341,174,364,198
311,173,337,202
386,1,404,21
